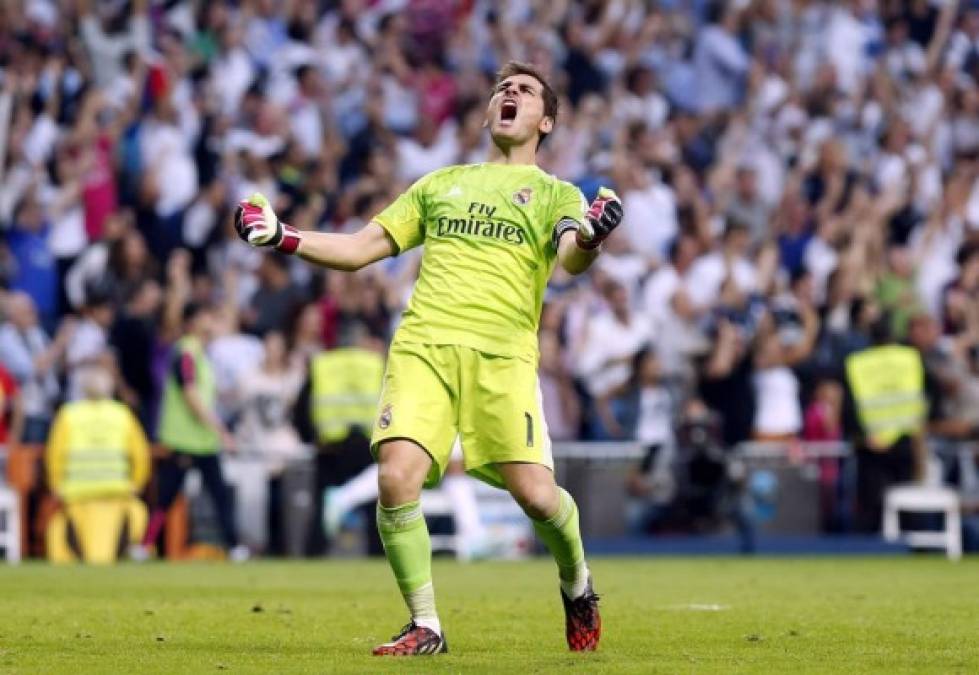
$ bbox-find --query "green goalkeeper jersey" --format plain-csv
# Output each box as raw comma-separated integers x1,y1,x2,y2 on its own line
373,163,586,361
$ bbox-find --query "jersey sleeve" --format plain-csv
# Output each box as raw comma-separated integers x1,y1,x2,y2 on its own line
172,349,195,387
549,181,588,249
372,175,430,254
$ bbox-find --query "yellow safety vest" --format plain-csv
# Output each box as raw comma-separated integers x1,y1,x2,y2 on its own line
845,345,927,448
55,400,138,501
310,348,385,443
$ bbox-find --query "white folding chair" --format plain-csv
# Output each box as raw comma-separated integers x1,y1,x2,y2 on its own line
882,457,962,560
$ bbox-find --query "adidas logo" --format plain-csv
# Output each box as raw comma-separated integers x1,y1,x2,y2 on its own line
446,185,462,197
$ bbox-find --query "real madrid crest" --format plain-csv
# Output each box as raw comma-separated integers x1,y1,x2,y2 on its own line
378,403,393,429
512,187,533,205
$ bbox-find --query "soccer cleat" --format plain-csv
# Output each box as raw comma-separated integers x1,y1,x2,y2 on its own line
561,577,601,651
372,621,448,656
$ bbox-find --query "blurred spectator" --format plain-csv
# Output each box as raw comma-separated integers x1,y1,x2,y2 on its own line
109,278,163,431
234,331,304,555
64,211,134,310
242,254,307,336
698,283,762,448
803,379,846,531
208,295,264,422
538,328,581,442
642,233,705,382
44,366,149,564
630,348,676,453
687,223,758,309
574,278,652,439
694,4,751,113
722,161,774,248
752,301,820,440
6,191,59,332
616,152,678,265
64,288,115,402
0,292,70,442
141,302,247,561
290,300,326,362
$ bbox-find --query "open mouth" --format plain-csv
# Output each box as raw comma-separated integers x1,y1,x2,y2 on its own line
500,100,518,124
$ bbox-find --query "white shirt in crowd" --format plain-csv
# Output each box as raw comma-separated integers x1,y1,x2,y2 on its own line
637,385,674,447
575,310,653,397
693,24,750,112
290,95,324,159
208,332,265,420
620,181,678,262
395,122,460,183
79,12,151,87
642,265,704,376
686,252,758,308
65,318,108,402
752,366,802,436
211,46,256,116
140,120,198,218
823,7,879,96
235,365,306,472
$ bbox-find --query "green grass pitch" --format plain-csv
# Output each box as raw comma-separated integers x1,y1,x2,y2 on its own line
1,557,977,673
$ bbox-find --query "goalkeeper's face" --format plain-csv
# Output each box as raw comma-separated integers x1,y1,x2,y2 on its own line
487,74,553,149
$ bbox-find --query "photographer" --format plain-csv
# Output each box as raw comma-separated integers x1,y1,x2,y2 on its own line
627,398,754,550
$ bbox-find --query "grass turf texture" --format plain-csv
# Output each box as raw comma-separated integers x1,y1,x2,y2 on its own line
1,558,977,674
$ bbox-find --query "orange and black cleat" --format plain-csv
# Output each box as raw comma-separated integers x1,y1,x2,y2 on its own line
561,577,601,651
372,621,448,656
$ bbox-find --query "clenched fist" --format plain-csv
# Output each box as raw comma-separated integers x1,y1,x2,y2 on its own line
234,193,302,255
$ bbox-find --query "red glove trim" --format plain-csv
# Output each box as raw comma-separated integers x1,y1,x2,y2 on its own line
277,224,302,255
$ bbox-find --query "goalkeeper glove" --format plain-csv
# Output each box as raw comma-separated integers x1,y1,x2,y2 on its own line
234,193,302,255
576,187,623,250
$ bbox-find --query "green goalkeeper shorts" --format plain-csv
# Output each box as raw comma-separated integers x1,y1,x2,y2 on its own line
370,342,553,489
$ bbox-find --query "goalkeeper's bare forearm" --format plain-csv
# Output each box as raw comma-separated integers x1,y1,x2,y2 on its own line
234,194,396,271
294,222,397,271
556,232,600,275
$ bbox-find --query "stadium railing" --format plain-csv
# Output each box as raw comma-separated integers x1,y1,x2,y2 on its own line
3,440,977,558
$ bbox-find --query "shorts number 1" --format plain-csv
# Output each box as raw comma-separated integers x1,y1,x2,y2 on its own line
524,412,534,448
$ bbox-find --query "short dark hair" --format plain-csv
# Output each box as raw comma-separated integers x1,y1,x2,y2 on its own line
494,61,558,145
870,313,893,345
182,301,211,325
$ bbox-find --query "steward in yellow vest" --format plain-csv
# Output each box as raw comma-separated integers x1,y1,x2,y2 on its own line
844,316,928,532
311,347,385,444
45,367,150,564
294,326,385,555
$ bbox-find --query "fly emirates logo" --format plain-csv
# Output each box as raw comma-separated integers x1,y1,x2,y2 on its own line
435,201,527,246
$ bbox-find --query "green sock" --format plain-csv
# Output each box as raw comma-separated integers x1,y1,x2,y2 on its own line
532,488,589,599
376,501,440,633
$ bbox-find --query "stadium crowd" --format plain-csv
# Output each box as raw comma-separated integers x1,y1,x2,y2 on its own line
3,0,979,555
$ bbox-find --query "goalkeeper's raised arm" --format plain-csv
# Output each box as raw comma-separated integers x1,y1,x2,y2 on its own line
234,193,397,271
234,188,621,276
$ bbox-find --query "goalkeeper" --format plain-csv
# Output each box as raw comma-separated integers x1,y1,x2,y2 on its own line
235,61,623,656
